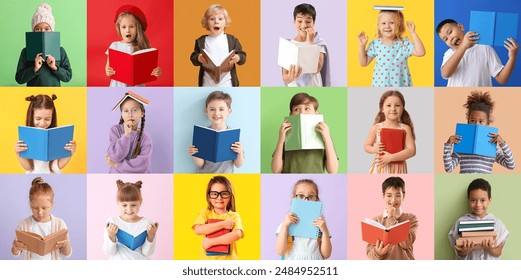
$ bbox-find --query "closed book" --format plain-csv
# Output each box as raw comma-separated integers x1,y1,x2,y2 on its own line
379,128,405,154
285,114,325,151
111,91,150,111
18,125,74,162
288,198,324,239
453,123,498,157
116,229,147,251
16,229,68,256
373,5,404,11
461,230,498,237
201,49,235,84
494,12,518,46
361,218,411,246
192,125,240,163
205,219,231,255
456,235,496,246
109,48,158,86
278,37,321,74
25,32,61,62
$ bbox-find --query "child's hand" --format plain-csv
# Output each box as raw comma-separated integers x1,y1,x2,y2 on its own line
147,222,159,242
188,145,199,156
375,151,393,165
278,120,292,142
455,239,478,257
197,54,209,64
229,54,240,65
106,222,119,242
123,119,134,136
201,237,213,250
222,219,235,230
282,212,299,228
446,135,461,144
105,65,115,76
151,67,162,77
386,203,402,219
283,64,302,84
64,140,76,154
461,31,479,50
313,217,328,233
34,53,44,72
481,238,497,253
105,155,117,167
45,54,58,71
373,143,385,154
12,239,27,254
302,27,316,44
231,142,243,155
357,32,368,47
374,239,392,257
489,132,505,145
504,37,519,58
406,21,416,34
316,122,331,139
14,140,28,154
55,238,70,250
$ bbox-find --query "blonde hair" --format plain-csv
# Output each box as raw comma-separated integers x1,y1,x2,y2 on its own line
292,179,320,201
116,13,150,50
201,4,231,30
376,10,405,39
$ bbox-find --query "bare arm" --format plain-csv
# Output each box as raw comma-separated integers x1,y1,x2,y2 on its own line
272,121,291,173
363,125,379,154
358,32,373,67
14,140,33,172
407,21,426,57
193,219,234,235
276,213,298,256
377,125,416,163
441,32,478,78
495,38,518,84
188,145,205,168
202,229,243,249
57,140,76,169
232,142,245,168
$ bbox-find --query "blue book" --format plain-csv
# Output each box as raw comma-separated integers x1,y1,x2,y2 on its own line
469,11,496,45
453,123,498,157
288,198,324,239
192,125,240,163
25,32,61,61
18,125,74,162
494,12,518,46
116,229,147,251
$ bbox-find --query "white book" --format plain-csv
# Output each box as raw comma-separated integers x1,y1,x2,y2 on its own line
373,5,404,11
277,37,321,74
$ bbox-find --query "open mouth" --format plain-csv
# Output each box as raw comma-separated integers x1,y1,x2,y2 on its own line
126,34,132,38
213,27,220,31
452,38,461,46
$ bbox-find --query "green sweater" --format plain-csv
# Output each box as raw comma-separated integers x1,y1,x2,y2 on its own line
15,47,72,86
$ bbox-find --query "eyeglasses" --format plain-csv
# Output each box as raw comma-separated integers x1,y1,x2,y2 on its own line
208,191,232,199
294,194,318,201
122,108,141,116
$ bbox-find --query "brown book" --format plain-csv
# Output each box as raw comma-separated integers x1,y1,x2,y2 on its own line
201,49,235,84
16,229,68,256
461,231,497,237
456,235,496,247
111,91,150,111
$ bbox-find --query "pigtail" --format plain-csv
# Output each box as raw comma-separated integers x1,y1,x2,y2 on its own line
116,179,125,189
132,115,145,158
400,110,416,140
116,179,143,202
464,91,494,123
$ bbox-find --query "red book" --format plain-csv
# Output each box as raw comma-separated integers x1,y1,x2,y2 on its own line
109,48,158,86
361,218,410,246
379,128,405,154
205,219,231,255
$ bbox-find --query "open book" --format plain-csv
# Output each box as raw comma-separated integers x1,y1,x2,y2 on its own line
25,32,61,62
453,123,498,157
205,219,231,256
469,11,518,46
18,125,74,162
192,125,240,163
285,114,324,151
379,128,405,154
116,229,147,251
109,48,158,86
288,198,324,239
201,49,235,84
16,229,68,256
361,218,410,246
278,37,321,74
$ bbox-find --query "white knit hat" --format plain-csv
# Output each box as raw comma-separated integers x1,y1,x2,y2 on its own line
32,3,55,31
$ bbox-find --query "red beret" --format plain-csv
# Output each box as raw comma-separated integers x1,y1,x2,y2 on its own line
114,4,147,31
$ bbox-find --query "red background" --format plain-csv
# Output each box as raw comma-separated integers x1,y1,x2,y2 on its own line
87,0,173,86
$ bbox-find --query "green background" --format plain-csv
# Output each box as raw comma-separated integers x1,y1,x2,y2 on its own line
0,0,86,86
260,87,348,173
435,174,521,259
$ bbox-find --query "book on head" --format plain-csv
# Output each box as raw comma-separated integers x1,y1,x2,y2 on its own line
116,229,147,251
111,91,150,111
284,114,325,151
201,49,235,84
278,37,321,74
453,123,498,157
18,125,74,162
16,229,68,256
192,125,240,163
361,218,411,246
205,219,231,256
109,48,158,86
25,32,61,62
288,198,324,239
373,5,404,11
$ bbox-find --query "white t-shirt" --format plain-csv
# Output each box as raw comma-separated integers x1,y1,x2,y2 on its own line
287,40,326,87
202,33,233,87
27,160,61,174
30,220,52,260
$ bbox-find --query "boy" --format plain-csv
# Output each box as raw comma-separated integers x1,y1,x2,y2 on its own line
448,178,509,260
271,92,338,173
282,3,330,87
188,91,244,173
436,19,518,86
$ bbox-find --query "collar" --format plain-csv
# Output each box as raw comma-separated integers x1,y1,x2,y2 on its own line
382,208,402,219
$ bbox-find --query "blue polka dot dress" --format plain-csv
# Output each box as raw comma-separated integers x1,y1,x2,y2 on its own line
367,38,414,87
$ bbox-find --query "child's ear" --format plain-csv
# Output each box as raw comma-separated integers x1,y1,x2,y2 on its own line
457,23,464,31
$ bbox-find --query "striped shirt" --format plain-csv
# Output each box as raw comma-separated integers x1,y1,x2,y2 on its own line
443,142,515,174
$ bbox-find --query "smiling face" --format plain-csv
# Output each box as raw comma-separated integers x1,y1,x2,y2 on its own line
438,22,466,49
468,110,489,126
120,99,143,130
208,182,231,214
383,186,404,209
468,189,491,218
30,194,53,223
294,13,315,37
118,15,137,44
118,200,142,222
205,99,231,128
33,108,53,129
207,11,226,36
378,12,398,40
381,95,404,122
33,22,52,32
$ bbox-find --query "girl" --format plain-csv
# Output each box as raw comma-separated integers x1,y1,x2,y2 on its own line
103,180,158,260
275,179,331,260
366,177,418,260
11,177,72,260
192,176,244,260
105,5,162,87
106,91,152,173
14,94,76,174
190,4,246,87
15,3,72,86
444,91,515,174
364,90,416,174
358,10,425,87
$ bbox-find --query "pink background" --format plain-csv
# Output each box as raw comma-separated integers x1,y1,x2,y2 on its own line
86,174,173,260
347,174,434,260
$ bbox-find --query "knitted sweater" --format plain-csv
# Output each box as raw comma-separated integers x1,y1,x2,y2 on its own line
443,142,515,174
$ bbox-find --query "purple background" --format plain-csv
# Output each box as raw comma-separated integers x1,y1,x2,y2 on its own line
87,87,174,173
260,174,348,260
0,175,87,260
261,0,347,86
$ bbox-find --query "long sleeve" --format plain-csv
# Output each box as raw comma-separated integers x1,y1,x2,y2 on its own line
496,142,515,170
443,143,459,173
397,215,418,250
140,236,156,257
53,47,72,82
15,47,72,86
107,125,152,173
107,125,132,162
229,35,246,65
190,37,203,66
15,48,38,84
102,227,118,257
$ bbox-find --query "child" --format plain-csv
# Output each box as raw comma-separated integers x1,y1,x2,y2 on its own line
14,94,76,174
187,91,244,173
190,4,246,87
15,3,72,86
364,90,416,174
106,91,152,173
358,9,425,87
366,177,418,260
444,91,515,174
448,178,509,260
282,3,330,87
275,179,332,260
272,92,338,173
103,180,158,260
105,5,162,87
11,177,72,260
436,19,518,86
192,176,244,260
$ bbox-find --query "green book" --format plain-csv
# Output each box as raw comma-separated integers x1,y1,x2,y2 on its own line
284,114,325,151
25,32,61,62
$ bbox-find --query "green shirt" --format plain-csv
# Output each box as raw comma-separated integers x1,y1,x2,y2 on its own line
15,47,72,86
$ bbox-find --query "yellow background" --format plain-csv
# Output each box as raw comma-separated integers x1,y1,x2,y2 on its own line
174,174,261,260
347,0,434,86
0,87,87,173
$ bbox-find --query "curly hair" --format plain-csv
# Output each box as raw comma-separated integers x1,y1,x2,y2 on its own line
464,91,494,123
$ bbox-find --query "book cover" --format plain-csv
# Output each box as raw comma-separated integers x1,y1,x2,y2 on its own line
456,234,496,246
111,91,150,111
361,218,411,246
25,32,61,62
109,48,158,86
116,229,147,251
469,11,518,46
205,219,231,255
373,5,404,11
15,229,68,256
453,123,498,157
18,125,74,162
278,37,321,74
461,230,497,238
379,128,405,154
288,198,324,239
201,49,235,84
192,125,240,163
284,114,325,151
494,12,518,46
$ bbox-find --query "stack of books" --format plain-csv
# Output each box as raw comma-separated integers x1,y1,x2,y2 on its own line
456,220,496,246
